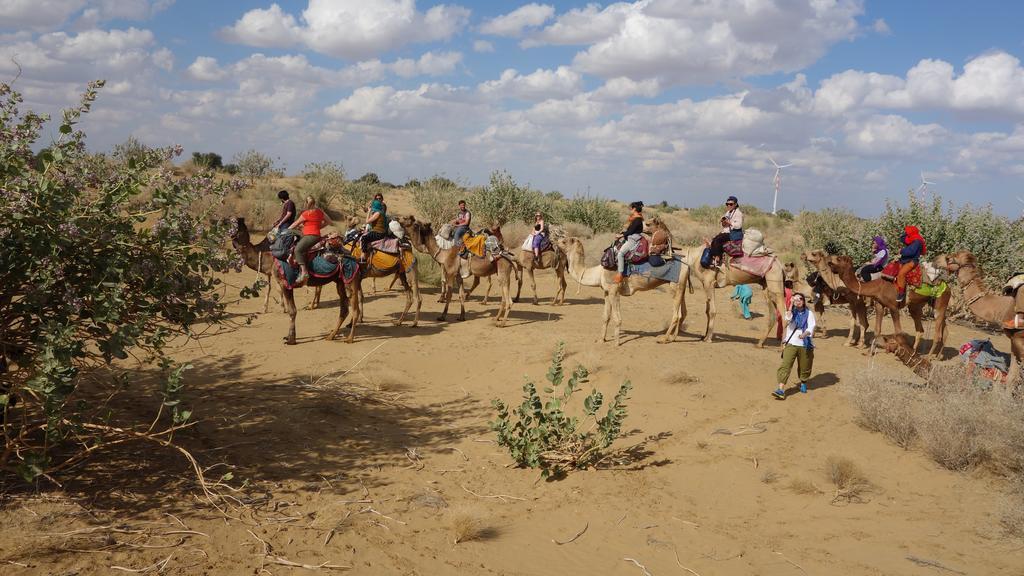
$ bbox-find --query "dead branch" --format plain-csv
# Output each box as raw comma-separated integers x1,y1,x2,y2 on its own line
906,555,967,575
552,522,588,545
460,483,525,503
110,553,173,573
624,557,654,576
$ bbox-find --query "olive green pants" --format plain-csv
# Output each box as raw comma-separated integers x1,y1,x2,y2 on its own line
294,234,319,269
777,344,813,384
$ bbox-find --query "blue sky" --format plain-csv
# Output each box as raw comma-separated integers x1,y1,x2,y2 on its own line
2,0,1023,216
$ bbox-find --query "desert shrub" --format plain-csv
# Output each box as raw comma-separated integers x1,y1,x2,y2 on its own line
355,172,380,185
191,151,222,170
233,149,280,183
490,342,632,477
410,175,464,226
560,195,621,233
687,204,722,224
473,170,542,225
0,81,242,482
847,365,1024,477
302,161,346,214
798,208,871,258
559,221,594,240
826,456,873,503
338,180,378,216
413,252,442,287
223,163,239,175
776,208,794,221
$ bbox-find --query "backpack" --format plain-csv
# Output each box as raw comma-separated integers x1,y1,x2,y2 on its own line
271,229,298,260
628,236,650,264
601,245,618,271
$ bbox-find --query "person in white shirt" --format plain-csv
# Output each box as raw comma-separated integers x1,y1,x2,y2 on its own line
773,292,816,400
707,195,744,267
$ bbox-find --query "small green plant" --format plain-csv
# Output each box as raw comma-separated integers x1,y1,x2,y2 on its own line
560,195,621,232
490,342,632,477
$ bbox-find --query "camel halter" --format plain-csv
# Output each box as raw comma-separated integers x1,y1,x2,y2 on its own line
953,261,986,307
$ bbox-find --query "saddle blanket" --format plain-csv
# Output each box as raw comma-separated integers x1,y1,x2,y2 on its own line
463,234,486,257
915,281,948,299
275,255,358,288
882,261,922,287
371,237,400,254
435,235,455,250
730,255,775,278
627,258,684,283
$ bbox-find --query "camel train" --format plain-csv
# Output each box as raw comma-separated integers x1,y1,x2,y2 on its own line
231,208,1022,386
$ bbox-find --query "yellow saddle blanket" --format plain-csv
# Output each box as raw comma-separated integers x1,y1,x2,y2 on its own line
463,234,486,258
346,242,415,273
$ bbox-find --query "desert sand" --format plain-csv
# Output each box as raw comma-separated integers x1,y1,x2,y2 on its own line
1,266,1020,575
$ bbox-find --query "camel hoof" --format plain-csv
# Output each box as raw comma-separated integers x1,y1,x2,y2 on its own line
755,343,765,349
844,341,856,348
392,320,402,326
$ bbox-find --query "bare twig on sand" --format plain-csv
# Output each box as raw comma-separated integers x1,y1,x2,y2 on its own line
773,551,807,574
460,484,526,503
359,507,406,525
552,523,588,545
906,555,967,575
268,557,351,570
673,548,703,576
624,557,654,576
110,553,173,573
339,342,386,378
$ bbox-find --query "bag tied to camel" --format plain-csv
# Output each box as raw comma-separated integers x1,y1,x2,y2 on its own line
1004,273,1024,296
271,229,298,260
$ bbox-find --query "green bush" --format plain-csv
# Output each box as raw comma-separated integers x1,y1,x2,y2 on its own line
339,180,379,216
490,342,632,477
472,170,542,225
302,161,346,215
560,195,621,233
111,135,149,167
776,209,794,222
233,149,280,183
0,81,242,481
410,175,465,226
798,208,872,259
191,151,222,170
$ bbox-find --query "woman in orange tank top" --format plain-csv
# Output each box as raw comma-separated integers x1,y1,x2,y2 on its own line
288,196,331,287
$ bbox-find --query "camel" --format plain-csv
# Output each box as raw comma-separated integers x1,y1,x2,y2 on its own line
307,237,422,327
558,228,689,346
801,250,870,348
673,247,788,348
518,241,568,305
399,216,521,325
826,255,950,357
230,226,286,313
231,218,360,344
934,251,1023,385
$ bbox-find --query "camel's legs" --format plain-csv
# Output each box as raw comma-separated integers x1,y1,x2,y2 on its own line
1007,333,1023,386
263,272,272,313
345,281,360,343
660,282,685,343
438,273,454,321
600,290,613,343
456,275,467,321
908,302,926,353
890,305,904,335
814,298,828,339
526,266,539,305
512,261,523,303
927,293,950,357
308,285,322,310
393,272,411,326
611,289,623,346
327,280,350,341
853,299,870,348
481,276,493,305
408,268,421,327
284,288,297,345
496,270,512,326
702,275,716,342
758,289,787,348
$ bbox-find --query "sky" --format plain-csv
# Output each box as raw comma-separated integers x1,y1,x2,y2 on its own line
2,0,1024,216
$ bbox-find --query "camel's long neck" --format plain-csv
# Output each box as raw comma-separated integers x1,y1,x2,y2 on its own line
893,342,933,378
564,246,602,287
815,261,844,291
233,233,267,274
958,266,1012,324
834,265,865,295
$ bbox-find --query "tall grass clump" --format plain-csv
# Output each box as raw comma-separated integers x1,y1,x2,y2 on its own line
473,170,542,225
302,161,346,215
0,81,243,483
411,175,465,226
233,149,281,183
560,195,621,233
798,208,871,258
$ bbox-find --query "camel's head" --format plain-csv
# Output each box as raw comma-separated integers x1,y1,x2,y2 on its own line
783,261,799,283
934,250,975,274
881,332,914,354
825,254,853,274
801,249,826,267
230,217,249,243
556,236,584,259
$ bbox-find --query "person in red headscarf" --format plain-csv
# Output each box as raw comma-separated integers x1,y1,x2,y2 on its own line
896,225,927,302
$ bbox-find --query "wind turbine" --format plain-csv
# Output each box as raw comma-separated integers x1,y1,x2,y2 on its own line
916,171,935,199
769,156,792,215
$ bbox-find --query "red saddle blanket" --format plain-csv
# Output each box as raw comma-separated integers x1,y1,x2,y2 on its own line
371,237,401,254
882,261,922,287
730,255,776,277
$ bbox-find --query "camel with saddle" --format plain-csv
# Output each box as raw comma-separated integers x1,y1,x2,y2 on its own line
674,229,788,348
800,249,871,347
305,219,422,327
231,218,360,344
399,216,521,325
559,218,690,345
517,230,569,306
826,254,950,357
935,251,1023,385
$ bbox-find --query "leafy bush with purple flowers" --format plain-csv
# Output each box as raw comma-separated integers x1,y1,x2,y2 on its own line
0,81,242,482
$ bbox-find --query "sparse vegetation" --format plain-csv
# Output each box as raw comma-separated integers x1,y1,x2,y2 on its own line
560,195,621,233
490,342,632,477
827,456,873,503
450,509,491,544
302,161,346,215
410,175,465,226
473,170,542,225
233,149,281,183
191,151,223,170
788,478,822,495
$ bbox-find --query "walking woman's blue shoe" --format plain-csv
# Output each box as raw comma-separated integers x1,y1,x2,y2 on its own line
799,382,807,394
772,388,786,400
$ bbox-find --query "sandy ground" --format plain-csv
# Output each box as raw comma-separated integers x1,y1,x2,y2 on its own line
1,269,1021,576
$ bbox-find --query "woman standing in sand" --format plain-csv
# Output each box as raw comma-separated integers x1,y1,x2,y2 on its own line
773,292,815,400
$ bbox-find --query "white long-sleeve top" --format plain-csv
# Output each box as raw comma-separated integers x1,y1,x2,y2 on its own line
720,207,744,234
782,309,816,348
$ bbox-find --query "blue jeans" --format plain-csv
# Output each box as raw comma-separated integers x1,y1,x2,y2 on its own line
616,234,641,273
453,225,469,245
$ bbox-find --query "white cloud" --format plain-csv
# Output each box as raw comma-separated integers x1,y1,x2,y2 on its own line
844,115,946,156
389,51,462,78
0,27,159,81
478,66,582,101
75,0,176,28
222,0,470,60
813,51,1024,116
479,3,554,37
591,76,660,101
528,0,861,86
419,140,450,157
151,46,173,70
324,84,475,126
0,0,86,30
186,56,224,81
872,18,891,35
473,39,494,53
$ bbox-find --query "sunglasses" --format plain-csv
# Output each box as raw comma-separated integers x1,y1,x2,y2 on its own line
725,202,736,206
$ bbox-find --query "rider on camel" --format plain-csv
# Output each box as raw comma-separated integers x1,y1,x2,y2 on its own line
896,225,926,303
289,196,331,287
708,195,743,267
613,201,645,283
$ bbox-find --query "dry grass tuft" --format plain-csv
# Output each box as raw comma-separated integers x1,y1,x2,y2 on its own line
1000,483,1024,538
760,470,780,484
827,456,873,503
450,510,495,544
787,478,822,495
846,371,918,449
662,369,700,386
